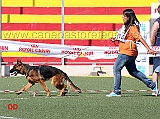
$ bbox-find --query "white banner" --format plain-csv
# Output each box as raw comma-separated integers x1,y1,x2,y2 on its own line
151,3,160,18
136,21,150,76
0,40,160,60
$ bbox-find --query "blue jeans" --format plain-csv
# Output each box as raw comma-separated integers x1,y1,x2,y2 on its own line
113,54,156,94
153,57,160,72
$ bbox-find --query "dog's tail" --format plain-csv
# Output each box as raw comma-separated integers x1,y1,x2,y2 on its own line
64,73,81,93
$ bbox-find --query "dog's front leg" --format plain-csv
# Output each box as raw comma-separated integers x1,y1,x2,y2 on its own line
16,82,34,95
38,79,50,97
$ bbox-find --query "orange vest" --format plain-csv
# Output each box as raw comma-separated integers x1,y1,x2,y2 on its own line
119,25,143,56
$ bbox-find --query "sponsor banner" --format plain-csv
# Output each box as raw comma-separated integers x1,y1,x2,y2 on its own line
151,3,160,18
136,21,150,76
0,40,160,60
139,21,150,44
136,56,149,76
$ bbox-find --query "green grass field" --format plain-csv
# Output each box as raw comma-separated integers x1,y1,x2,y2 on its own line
0,76,160,119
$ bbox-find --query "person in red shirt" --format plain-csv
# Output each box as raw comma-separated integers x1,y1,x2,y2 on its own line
106,9,157,97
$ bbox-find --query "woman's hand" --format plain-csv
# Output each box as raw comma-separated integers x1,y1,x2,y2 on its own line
148,49,156,55
110,38,116,42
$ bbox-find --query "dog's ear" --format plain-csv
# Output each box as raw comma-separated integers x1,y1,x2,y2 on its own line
17,58,22,64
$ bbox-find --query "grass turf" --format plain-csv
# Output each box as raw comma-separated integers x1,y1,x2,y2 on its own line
0,76,160,119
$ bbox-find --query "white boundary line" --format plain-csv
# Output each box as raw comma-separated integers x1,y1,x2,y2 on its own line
0,116,26,119
0,99,12,101
0,89,154,93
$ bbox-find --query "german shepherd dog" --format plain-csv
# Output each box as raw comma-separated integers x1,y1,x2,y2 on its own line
9,59,81,96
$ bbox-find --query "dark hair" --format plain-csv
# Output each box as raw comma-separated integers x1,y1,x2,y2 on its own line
123,9,140,32
157,5,160,14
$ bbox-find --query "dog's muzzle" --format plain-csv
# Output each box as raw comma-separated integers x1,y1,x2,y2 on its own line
9,69,19,76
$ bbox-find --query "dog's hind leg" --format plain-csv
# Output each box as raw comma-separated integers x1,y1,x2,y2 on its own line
54,83,68,96
38,79,50,97
57,84,68,96
51,74,68,96
16,82,34,95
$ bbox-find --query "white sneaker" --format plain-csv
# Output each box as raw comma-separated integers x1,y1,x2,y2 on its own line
106,92,121,97
152,82,159,96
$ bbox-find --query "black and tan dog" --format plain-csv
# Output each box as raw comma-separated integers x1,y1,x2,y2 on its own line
9,59,81,96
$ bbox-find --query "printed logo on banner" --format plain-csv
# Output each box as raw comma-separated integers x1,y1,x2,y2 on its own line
151,3,160,18
139,23,147,41
136,57,147,74
104,49,118,58
139,21,150,44
140,23,146,32
136,42,141,47
136,56,149,76
136,57,147,62
137,66,145,74
0,46,8,51
61,47,94,58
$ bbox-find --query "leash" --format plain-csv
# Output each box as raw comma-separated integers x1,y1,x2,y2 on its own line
110,38,119,46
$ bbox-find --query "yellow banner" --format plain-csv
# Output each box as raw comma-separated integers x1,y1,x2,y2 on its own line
2,0,33,7
2,31,117,40
2,14,150,23
2,52,43,57
64,0,158,7
2,0,158,7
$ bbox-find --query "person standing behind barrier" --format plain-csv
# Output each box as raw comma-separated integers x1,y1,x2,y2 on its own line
106,9,157,97
150,5,160,96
